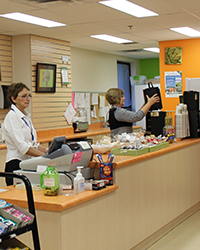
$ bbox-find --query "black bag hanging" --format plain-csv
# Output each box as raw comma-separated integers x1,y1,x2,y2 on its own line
143,82,162,110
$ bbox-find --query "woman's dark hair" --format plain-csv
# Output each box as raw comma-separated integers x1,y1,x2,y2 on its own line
7,82,30,104
106,88,124,105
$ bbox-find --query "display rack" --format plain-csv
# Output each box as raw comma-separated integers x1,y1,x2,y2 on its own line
0,172,41,250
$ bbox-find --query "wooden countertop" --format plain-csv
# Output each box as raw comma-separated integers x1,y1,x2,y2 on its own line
89,138,200,169
0,123,141,149
0,184,118,212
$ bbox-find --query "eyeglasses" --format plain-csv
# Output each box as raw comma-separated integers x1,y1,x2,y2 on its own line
18,94,32,99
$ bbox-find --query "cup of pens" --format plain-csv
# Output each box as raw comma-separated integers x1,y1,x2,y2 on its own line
96,153,115,186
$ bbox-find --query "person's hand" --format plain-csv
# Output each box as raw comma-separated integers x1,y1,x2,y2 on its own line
146,94,160,106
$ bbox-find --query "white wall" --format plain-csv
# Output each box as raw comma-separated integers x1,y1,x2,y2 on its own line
71,47,140,92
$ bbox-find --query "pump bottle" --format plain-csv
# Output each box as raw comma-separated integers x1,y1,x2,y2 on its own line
73,166,85,193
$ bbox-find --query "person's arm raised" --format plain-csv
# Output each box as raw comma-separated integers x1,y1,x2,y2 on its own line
141,94,160,115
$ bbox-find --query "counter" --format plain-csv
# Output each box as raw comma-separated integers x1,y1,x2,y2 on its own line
0,138,200,249
0,123,141,187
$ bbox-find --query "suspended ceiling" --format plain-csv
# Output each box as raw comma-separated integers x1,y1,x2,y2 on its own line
0,0,200,59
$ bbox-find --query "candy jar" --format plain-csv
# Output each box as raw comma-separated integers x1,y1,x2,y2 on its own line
40,166,59,196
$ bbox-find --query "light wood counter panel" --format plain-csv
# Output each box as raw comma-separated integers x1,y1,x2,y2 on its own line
1,132,200,249
15,140,200,250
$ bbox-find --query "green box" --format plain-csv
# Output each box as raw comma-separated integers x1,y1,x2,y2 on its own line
147,144,161,152
160,141,169,149
111,147,148,156
148,141,169,152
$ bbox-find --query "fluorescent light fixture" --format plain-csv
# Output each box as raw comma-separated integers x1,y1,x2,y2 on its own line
143,47,160,53
99,0,158,18
170,27,200,37
0,12,66,28
90,34,132,43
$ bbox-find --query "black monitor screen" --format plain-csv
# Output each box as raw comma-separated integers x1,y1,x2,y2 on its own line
48,136,67,154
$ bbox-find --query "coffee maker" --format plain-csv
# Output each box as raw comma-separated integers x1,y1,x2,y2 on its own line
183,91,200,138
145,111,166,137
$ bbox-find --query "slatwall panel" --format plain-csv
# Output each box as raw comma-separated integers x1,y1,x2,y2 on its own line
0,35,12,122
30,35,72,131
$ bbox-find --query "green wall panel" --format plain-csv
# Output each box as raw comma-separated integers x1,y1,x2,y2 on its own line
139,58,160,79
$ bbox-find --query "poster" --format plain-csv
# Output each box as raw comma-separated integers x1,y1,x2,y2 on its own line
165,71,182,97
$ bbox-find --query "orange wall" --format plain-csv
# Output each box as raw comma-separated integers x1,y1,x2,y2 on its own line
159,38,200,112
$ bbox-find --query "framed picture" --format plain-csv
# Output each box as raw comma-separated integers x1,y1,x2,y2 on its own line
36,63,57,93
165,47,182,65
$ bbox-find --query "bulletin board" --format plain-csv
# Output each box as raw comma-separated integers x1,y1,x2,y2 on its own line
73,92,109,123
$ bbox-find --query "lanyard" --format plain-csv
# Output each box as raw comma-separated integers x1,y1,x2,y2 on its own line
11,108,34,141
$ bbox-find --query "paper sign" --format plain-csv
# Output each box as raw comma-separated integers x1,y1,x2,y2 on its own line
71,152,83,163
61,67,69,85
64,103,76,124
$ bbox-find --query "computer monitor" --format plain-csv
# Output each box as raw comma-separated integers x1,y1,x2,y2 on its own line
48,136,67,154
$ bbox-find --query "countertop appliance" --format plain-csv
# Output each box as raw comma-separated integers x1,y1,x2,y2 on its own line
184,91,200,138
145,111,166,137
14,136,93,186
73,106,89,132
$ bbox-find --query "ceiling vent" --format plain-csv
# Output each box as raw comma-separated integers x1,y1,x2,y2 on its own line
27,0,73,3
119,49,143,53
121,42,138,45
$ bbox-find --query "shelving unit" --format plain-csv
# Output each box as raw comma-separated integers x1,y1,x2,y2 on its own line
0,172,40,250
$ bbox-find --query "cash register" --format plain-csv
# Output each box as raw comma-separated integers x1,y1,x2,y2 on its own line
14,136,93,186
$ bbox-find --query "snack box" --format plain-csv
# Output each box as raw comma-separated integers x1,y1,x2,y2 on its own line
0,199,11,209
0,209,21,232
0,221,8,235
0,204,34,229
111,147,148,156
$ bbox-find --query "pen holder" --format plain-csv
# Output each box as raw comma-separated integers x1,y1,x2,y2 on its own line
100,163,113,186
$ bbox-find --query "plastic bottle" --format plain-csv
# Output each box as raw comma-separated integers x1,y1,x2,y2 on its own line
163,112,169,138
73,166,85,193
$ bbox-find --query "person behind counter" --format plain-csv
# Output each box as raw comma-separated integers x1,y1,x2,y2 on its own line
105,88,160,138
3,82,48,185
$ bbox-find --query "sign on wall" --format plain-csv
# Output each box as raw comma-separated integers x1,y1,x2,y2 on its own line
165,71,182,97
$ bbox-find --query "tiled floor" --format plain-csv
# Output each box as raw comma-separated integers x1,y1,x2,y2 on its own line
147,210,200,250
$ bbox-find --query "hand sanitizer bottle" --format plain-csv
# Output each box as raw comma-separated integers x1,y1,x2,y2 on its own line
73,166,85,193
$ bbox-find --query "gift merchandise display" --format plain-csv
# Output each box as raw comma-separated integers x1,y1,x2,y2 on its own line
92,129,172,157
91,135,122,154
111,130,170,156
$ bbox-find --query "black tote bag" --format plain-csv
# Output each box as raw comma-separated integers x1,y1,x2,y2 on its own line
143,82,162,110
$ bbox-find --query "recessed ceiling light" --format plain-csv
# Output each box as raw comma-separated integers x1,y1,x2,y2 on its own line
90,34,132,44
99,0,158,18
143,47,160,53
170,27,200,37
0,12,66,28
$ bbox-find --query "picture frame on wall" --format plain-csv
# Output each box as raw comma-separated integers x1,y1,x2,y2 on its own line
36,63,57,93
165,47,182,65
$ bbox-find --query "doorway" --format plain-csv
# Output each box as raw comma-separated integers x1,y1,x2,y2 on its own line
117,61,132,110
